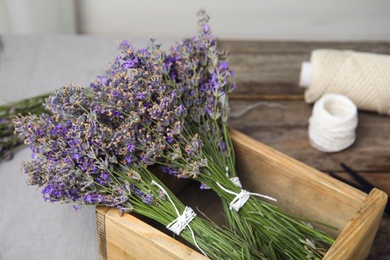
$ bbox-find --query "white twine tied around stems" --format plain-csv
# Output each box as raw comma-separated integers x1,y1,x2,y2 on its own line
216,182,277,212
199,168,242,190
166,206,196,236
226,166,242,188
229,177,242,188
150,180,207,257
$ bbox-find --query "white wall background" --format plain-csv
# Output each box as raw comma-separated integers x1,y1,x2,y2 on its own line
0,0,76,34
0,0,390,40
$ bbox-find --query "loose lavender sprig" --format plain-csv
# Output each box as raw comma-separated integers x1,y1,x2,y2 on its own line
0,94,49,161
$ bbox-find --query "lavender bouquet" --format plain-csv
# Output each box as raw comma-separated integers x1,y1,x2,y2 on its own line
155,10,335,259
86,10,334,259
14,84,263,259
12,9,335,259
88,19,268,256
164,11,334,259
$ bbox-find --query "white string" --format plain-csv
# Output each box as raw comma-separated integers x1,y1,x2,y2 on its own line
229,177,242,188
151,180,207,257
229,101,285,118
166,206,196,236
216,182,277,212
225,166,242,188
308,93,358,152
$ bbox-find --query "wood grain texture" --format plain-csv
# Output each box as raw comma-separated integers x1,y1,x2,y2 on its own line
230,129,368,236
220,40,390,258
103,207,207,260
96,129,387,259
96,206,110,260
228,100,390,172
200,130,387,258
220,40,390,97
323,189,387,260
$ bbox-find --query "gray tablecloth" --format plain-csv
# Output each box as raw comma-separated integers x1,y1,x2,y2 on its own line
0,34,177,260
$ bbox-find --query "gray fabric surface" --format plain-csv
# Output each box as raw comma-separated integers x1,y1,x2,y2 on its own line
0,35,177,260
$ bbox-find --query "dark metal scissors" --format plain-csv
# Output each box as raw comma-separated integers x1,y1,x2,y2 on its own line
329,163,389,214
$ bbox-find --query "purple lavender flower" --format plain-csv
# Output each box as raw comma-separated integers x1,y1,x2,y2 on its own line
199,183,209,190
14,8,231,216
122,59,138,69
142,193,155,205
127,143,135,152
83,193,104,204
119,39,131,49
220,140,226,151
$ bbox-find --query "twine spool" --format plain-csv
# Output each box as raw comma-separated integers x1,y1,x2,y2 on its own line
300,49,390,115
308,93,358,152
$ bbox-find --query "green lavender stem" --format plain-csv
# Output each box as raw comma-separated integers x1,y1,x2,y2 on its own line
196,122,335,259
123,166,265,260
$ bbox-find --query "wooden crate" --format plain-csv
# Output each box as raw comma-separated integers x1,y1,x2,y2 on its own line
96,129,387,260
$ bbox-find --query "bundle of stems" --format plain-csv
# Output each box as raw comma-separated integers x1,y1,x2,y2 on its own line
10,9,336,259
152,10,335,258
13,86,264,260
189,121,335,259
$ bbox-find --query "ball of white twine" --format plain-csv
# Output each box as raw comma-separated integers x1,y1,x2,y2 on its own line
308,93,358,152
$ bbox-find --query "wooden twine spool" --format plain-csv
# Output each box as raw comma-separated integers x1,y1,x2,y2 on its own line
300,49,390,115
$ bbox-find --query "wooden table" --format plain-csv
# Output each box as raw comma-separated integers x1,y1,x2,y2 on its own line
219,40,390,259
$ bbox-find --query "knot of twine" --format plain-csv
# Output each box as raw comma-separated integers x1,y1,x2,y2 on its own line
216,182,276,212
303,49,390,115
151,180,206,256
166,206,196,236
199,168,242,190
230,177,242,188
226,166,242,188
309,93,358,152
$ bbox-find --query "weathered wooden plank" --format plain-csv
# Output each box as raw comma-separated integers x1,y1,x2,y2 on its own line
367,214,390,260
228,100,390,173
219,40,390,55
104,207,207,260
323,189,387,260
219,40,390,97
227,54,305,95
329,173,390,196
96,206,111,260
330,172,389,259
